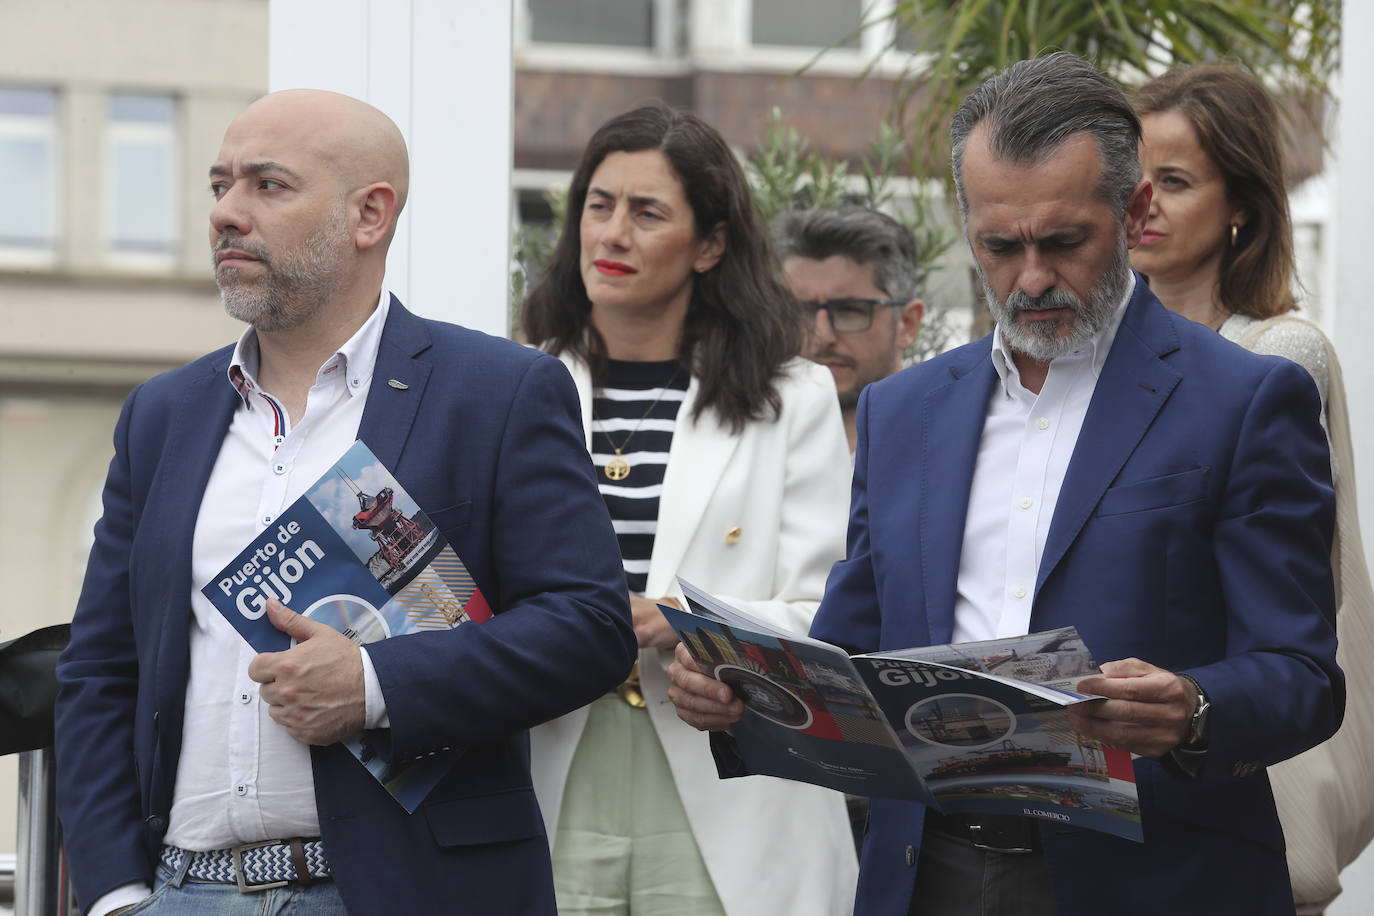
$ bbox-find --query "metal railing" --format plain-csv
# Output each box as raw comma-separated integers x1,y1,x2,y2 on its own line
14,748,68,916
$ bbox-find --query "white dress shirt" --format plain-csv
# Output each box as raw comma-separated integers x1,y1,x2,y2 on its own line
91,292,398,915
166,290,392,851
952,274,1135,644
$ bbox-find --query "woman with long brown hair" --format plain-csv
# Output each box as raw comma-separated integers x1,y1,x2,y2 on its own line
523,102,858,915
1133,64,1374,914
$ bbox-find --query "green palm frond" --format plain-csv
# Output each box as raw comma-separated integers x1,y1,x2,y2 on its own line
875,0,1339,177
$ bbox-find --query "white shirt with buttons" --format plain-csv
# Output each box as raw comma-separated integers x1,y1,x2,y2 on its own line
951,274,1134,644
164,289,393,853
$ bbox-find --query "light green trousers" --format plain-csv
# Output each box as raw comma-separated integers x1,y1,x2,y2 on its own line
552,694,727,916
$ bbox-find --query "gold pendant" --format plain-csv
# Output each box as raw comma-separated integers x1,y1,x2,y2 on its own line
605,451,631,482
616,660,647,708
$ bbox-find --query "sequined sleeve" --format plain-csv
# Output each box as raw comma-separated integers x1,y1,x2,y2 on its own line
1225,315,1330,414
1244,320,1331,416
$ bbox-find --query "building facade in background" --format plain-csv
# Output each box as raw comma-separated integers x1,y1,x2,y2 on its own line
0,0,1336,885
0,0,268,861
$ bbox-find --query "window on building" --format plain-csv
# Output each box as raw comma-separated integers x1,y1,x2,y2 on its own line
752,0,862,49
107,92,177,261
0,86,59,258
528,0,654,48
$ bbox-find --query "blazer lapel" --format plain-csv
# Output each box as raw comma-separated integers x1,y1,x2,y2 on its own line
557,353,739,598
560,353,595,451
920,345,998,646
646,375,740,598
154,353,238,761
358,296,433,472
1035,285,1182,600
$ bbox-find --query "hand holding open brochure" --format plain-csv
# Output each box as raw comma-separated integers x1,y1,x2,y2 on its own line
202,440,491,812
661,580,1142,841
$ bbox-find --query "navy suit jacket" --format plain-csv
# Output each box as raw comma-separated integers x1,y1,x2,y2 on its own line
54,299,636,914
812,280,1344,915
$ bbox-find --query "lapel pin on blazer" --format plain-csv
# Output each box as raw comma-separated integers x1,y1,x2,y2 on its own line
387,379,409,390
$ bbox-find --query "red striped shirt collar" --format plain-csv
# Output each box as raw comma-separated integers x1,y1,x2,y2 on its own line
226,285,392,410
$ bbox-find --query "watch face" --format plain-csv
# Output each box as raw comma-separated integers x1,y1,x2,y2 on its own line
1191,700,1211,743
1186,691,1210,745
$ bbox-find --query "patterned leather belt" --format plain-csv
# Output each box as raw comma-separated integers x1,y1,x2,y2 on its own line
923,809,1042,854
161,838,331,892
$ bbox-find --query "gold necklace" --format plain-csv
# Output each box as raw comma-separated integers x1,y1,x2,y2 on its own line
595,370,679,482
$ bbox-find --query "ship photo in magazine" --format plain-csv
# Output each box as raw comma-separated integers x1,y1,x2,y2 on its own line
202,439,492,812
662,580,1142,841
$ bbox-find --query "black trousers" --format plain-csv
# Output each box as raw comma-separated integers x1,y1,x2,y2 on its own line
908,822,1057,916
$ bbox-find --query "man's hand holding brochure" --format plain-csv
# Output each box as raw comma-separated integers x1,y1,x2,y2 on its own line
201,440,492,813
663,580,1143,841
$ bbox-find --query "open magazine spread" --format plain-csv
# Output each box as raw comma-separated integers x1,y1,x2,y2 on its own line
662,580,1142,841
202,440,491,812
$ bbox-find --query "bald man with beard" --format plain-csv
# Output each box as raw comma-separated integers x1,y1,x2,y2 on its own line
54,91,635,916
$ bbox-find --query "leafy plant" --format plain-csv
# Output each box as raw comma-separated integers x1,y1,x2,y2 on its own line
509,186,567,339
745,108,961,362
866,1,1341,178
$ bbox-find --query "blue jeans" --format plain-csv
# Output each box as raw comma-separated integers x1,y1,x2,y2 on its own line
122,861,349,915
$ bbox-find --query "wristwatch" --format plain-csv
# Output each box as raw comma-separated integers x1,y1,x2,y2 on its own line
1178,673,1211,749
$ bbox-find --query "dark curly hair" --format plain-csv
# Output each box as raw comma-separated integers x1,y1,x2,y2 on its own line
521,101,802,432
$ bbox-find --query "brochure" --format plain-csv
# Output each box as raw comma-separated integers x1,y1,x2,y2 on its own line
662,581,1142,841
202,440,491,812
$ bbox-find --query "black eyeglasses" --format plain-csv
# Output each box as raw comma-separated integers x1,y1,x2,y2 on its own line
800,298,908,333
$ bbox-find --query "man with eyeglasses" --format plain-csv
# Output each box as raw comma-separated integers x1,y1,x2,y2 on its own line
776,207,924,452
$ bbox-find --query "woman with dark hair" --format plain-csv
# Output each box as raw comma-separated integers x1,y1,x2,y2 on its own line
524,102,858,915
1132,64,1374,915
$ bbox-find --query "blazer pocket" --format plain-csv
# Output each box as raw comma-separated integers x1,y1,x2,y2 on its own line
1095,467,1208,518
424,786,546,847
426,499,473,536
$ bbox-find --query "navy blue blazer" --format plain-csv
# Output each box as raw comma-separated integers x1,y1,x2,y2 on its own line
54,299,636,914
812,279,1344,915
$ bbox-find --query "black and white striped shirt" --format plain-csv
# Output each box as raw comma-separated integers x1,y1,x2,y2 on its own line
590,359,688,595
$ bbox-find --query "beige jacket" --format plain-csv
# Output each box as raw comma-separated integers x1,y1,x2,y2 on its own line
1230,315,1374,914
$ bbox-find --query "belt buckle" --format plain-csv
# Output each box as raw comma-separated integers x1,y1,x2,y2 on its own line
967,821,1035,855
231,839,290,893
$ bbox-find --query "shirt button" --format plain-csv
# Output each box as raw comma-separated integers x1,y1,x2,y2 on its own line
725,526,743,545
1036,417,1050,430
238,691,252,704
1019,497,1032,510
234,783,249,797
350,378,362,388
273,463,287,475
1013,585,1027,599
274,435,285,445
263,515,273,525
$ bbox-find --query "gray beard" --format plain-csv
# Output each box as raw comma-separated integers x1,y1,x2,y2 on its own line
215,205,352,333
978,240,1131,363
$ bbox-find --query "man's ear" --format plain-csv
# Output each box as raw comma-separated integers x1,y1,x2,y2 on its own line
1123,178,1152,248
694,222,727,274
351,182,400,251
897,298,925,351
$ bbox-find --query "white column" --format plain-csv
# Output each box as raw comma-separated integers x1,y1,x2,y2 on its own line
1326,1,1374,911
1332,1,1374,548
268,0,513,336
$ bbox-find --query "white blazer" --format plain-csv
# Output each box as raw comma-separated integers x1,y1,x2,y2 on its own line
531,352,859,916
